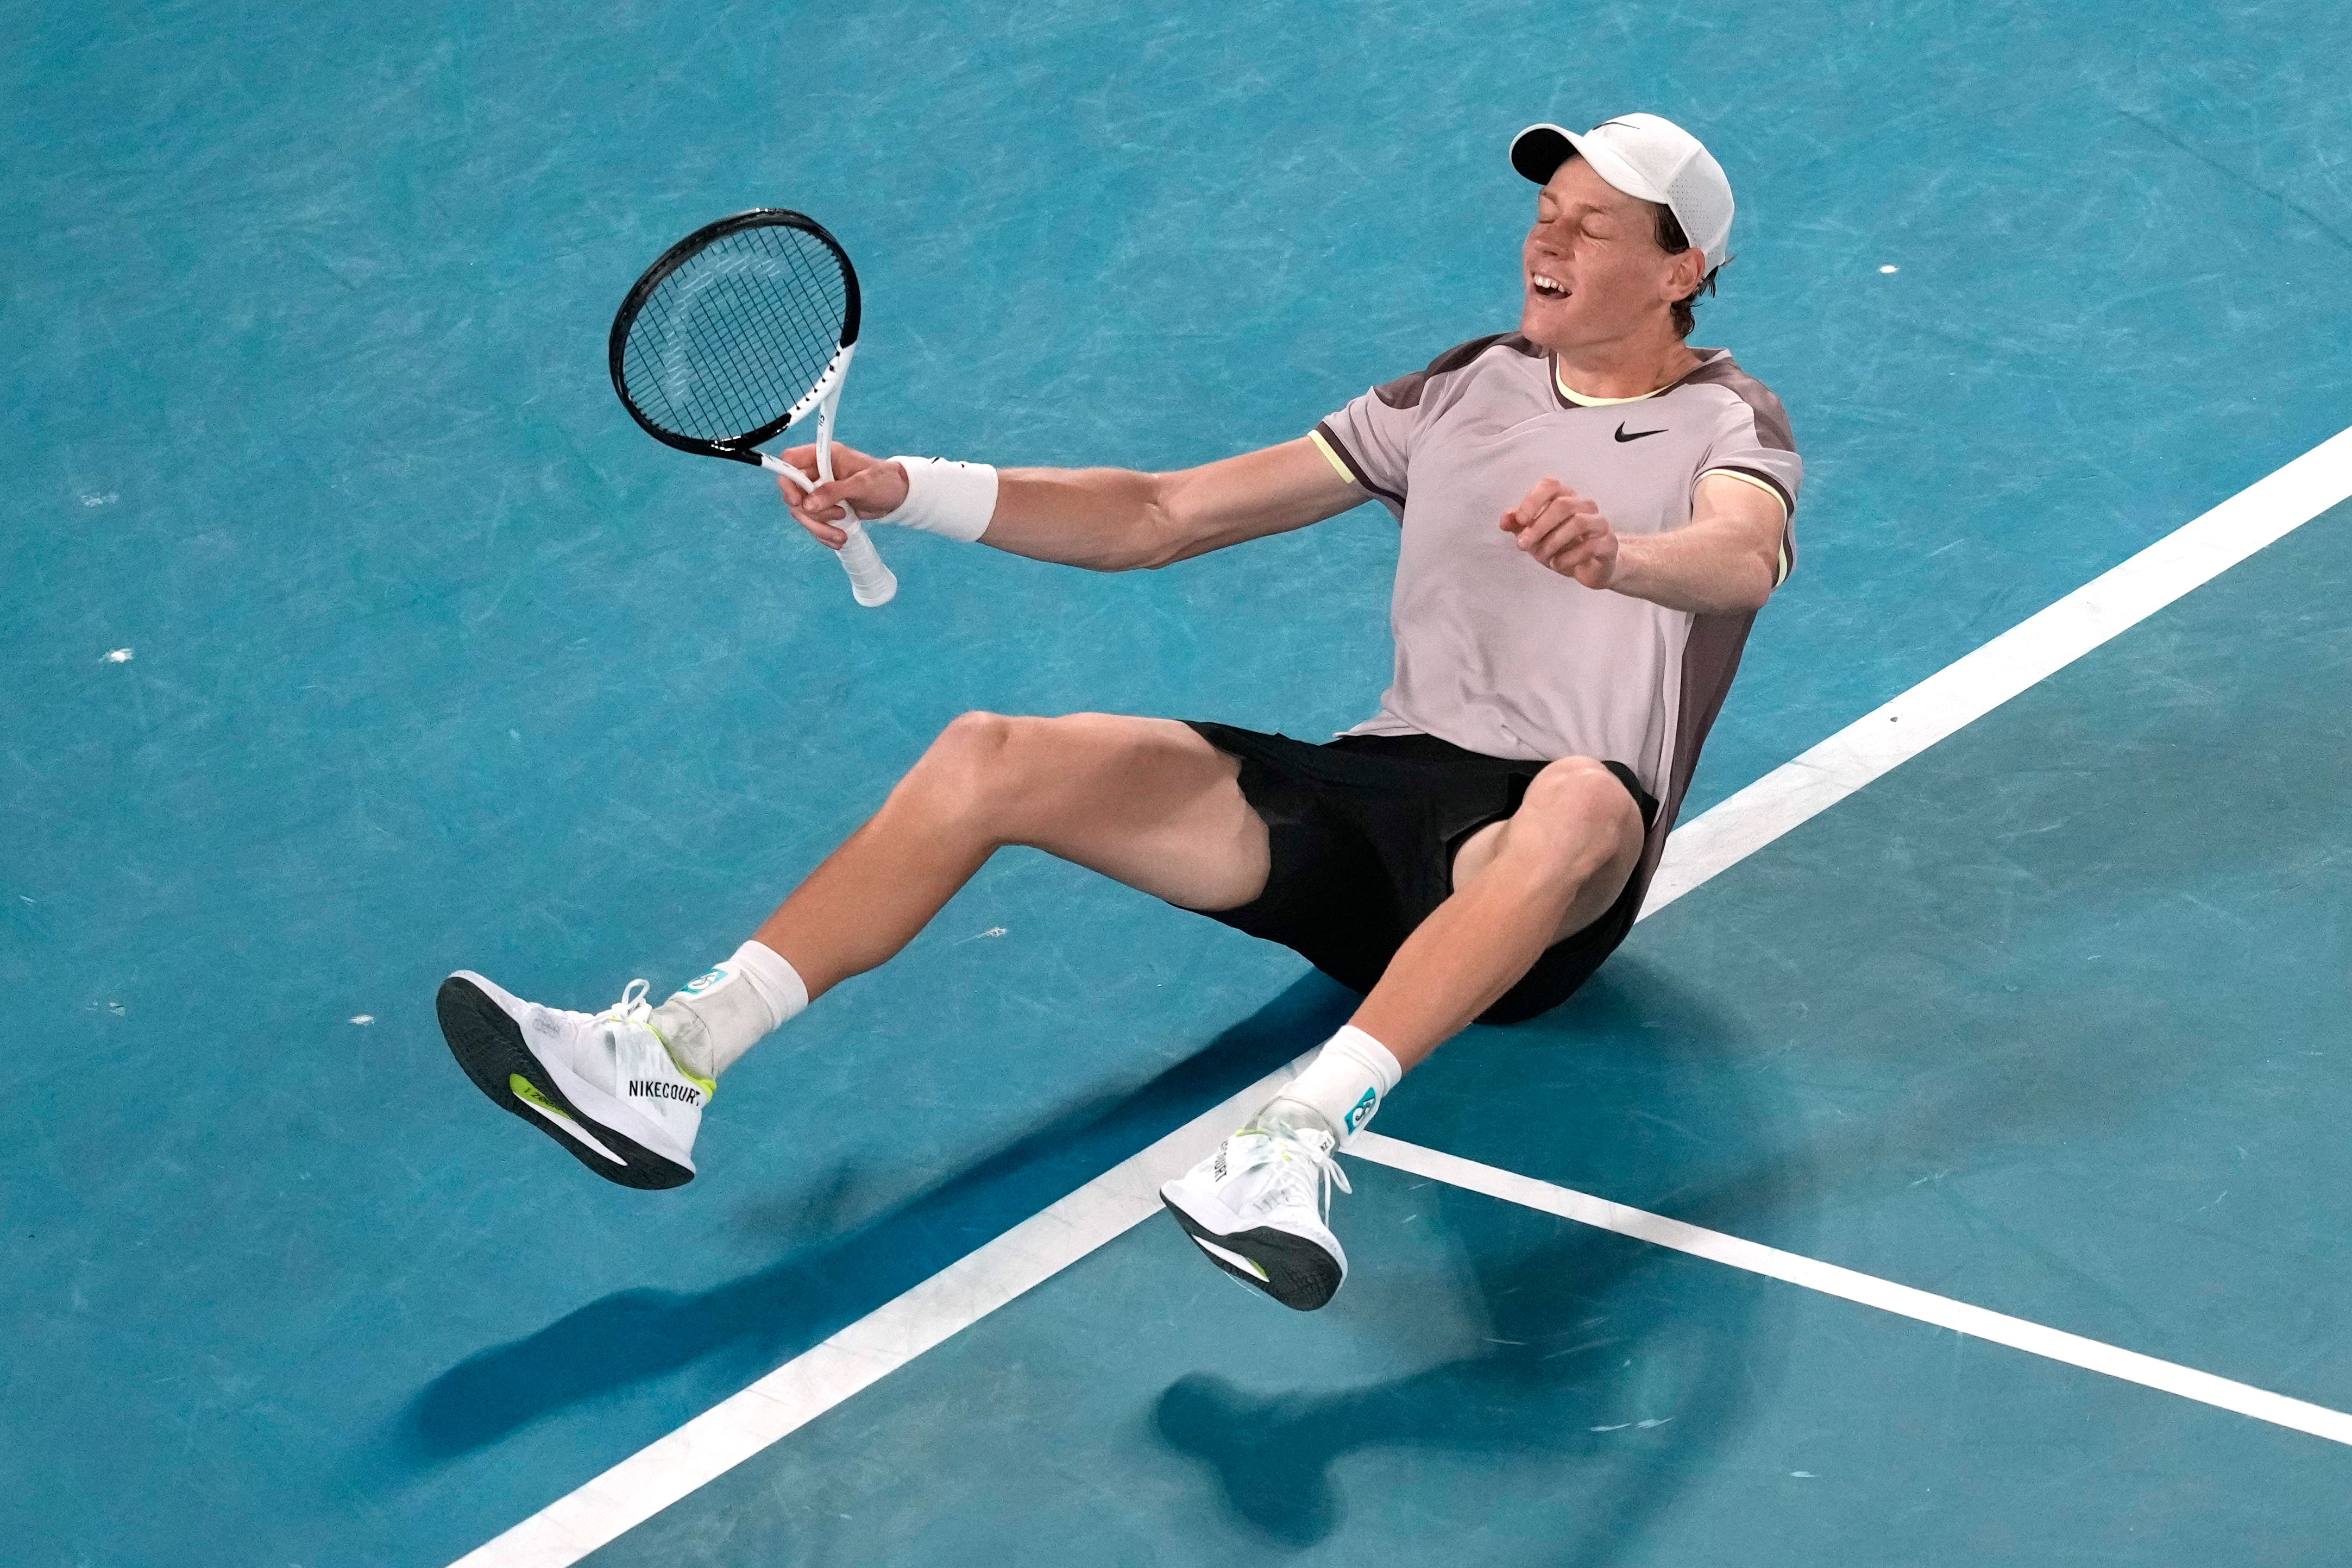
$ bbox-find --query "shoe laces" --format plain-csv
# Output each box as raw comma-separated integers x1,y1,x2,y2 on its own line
593,980,714,1099
1231,1125,1353,1224
596,979,655,1030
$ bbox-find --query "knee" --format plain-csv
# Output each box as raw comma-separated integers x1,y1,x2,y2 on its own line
928,709,1018,767
1501,758,1644,884
900,710,1033,819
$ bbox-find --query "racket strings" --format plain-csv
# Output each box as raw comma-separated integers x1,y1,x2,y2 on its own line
663,231,839,411
621,224,849,443
762,229,850,377
672,243,820,418
635,257,820,436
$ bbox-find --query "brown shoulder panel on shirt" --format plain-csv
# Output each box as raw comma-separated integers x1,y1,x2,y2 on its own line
1680,352,1796,452
1374,332,1542,410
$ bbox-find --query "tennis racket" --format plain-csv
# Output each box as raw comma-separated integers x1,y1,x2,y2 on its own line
608,209,896,607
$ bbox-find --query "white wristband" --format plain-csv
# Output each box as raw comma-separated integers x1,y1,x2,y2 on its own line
876,456,997,543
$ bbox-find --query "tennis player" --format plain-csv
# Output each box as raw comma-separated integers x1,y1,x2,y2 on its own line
438,114,1800,1312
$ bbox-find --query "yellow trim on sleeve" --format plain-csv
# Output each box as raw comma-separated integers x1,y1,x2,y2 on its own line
1698,466,1790,519
1307,427,1360,486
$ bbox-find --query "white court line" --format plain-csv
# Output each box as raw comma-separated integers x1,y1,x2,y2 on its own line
452,424,2352,1567
1642,423,2352,915
450,1056,1308,1568
1350,1132,2352,1445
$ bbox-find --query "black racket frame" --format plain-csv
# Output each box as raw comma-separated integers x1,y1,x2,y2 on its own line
606,208,863,466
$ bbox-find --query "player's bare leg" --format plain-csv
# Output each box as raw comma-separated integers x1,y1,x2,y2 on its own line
435,713,1268,1189
1161,756,1642,1310
1350,756,1645,1069
652,709,1263,1083
753,711,1267,997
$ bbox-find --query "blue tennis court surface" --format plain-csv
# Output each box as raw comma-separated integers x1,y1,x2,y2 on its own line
6,1,2349,1564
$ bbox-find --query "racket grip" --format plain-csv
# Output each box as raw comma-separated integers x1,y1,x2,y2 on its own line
758,454,897,608
837,522,898,608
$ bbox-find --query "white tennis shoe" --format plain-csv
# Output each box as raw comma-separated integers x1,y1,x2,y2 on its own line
1160,1125,1353,1311
436,971,712,1191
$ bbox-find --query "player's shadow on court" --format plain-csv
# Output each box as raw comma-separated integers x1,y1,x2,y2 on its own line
1150,934,2189,1559
1152,954,1794,1558
400,970,1359,1460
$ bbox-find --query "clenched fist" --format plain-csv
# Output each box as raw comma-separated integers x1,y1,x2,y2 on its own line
1500,478,1620,589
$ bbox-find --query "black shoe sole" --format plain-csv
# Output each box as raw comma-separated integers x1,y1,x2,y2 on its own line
436,975,694,1192
1160,1195,1342,1311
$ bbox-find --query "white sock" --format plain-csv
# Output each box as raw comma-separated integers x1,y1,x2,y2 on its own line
649,940,808,1082
1253,1024,1403,1145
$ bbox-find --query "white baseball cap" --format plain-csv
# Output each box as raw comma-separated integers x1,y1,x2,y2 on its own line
1510,113,1734,268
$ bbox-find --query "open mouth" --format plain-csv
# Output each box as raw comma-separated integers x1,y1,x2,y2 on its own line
1530,272,1569,300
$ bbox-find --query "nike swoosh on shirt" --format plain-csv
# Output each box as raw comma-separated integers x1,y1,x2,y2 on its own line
1614,424,1666,442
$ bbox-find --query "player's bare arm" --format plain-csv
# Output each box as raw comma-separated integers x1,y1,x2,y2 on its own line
777,436,1361,570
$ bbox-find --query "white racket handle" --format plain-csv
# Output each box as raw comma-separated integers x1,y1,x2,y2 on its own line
835,521,897,607
760,454,898,608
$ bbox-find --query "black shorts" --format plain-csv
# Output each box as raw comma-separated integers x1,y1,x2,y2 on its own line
1180,722,1659,1027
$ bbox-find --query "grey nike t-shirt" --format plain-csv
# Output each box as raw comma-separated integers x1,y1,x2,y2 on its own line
1310,333,1801,874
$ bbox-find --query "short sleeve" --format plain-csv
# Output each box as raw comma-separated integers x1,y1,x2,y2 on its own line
1695,383,1801,520
1695,381,1801,584
1309,336,1522,520
1311,387,1419,520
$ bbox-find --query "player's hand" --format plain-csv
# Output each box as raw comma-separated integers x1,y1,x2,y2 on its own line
777,443,910,549
1501,478,1620,589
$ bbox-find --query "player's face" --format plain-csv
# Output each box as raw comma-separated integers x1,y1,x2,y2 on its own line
1520,159,1693,350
